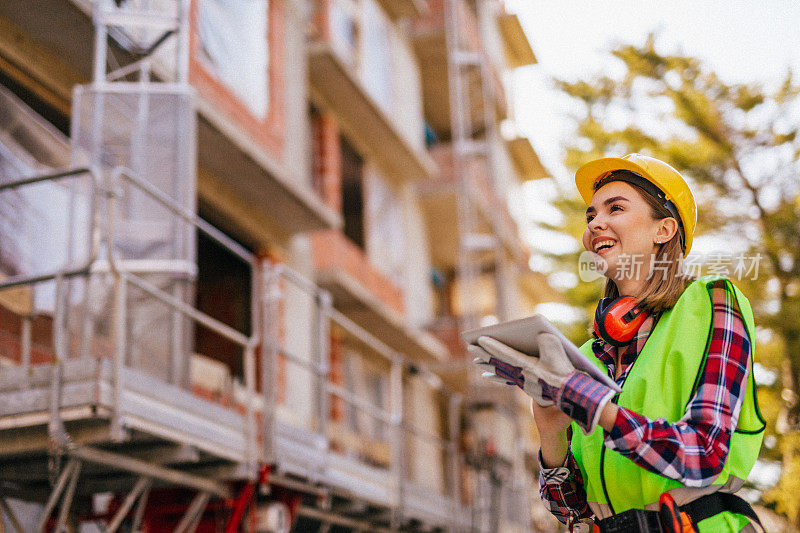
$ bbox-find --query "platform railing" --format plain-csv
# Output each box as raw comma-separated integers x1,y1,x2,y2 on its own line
0,165,261,468
106,166,261,465
0,165,469,527
265,261,468,526
0,167,99,400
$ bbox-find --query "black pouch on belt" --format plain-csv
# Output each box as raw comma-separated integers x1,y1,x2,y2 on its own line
595,508,663,532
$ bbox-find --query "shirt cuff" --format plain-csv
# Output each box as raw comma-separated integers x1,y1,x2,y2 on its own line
558,371,616,435
538,449,572,484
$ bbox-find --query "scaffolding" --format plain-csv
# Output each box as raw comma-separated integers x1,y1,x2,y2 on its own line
442,1,533,531
445,0,514,335
0,1,470,531
0,167,473,533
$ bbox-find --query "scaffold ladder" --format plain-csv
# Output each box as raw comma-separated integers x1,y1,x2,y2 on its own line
445,0,509,336
444,1,515,531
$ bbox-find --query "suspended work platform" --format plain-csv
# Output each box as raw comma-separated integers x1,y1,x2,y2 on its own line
0,164,469,531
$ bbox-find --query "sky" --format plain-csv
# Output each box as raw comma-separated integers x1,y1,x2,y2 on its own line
500,0,800,267
505,0,800,179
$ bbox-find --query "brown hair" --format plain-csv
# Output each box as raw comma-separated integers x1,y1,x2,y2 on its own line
602,185,695,314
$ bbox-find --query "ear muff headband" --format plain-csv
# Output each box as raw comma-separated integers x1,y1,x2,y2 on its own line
594,296,648,347
594,170,686,252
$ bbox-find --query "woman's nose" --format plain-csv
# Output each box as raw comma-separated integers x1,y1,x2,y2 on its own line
588,214,607,231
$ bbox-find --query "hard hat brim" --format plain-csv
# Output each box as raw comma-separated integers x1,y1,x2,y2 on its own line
575,157,651,205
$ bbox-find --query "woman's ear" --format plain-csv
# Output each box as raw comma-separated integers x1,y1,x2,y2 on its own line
654,217,679,244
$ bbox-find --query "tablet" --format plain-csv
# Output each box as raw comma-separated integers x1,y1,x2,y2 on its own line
461,314,621,392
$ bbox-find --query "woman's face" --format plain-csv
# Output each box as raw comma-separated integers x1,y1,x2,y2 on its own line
582,181,673,281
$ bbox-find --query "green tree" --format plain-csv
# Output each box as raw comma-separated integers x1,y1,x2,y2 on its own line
552,33,800,523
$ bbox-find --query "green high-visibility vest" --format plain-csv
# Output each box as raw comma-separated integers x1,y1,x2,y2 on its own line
570,277,765,532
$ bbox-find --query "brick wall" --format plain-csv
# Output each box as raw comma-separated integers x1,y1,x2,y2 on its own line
311,230,405,315
0,305,55,365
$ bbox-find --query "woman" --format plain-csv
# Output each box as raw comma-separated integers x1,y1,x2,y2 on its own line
472,154,764,532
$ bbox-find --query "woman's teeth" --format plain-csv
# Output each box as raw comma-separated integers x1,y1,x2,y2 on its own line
595,240,615,252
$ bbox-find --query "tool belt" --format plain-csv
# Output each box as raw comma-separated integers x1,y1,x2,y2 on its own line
594,507,661,532
593,492,763,533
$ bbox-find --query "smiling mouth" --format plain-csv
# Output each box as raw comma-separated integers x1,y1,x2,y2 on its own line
594,240,616,253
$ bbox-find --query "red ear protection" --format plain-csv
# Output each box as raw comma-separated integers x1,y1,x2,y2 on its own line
594,296,648,347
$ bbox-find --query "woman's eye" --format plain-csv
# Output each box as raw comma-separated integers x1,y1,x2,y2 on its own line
586,214,595,223
610,204,623,212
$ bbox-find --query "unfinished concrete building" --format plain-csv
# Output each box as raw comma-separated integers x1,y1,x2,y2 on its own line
0,0,559,531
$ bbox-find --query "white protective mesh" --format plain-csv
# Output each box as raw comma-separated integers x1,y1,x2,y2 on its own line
71,84,197,384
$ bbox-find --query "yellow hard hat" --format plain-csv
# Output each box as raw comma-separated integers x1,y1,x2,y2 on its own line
575,153,697,254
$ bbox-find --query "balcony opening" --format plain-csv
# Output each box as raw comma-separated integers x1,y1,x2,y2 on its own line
329,341,392,467
341,136,365,249
310,105,324,195
194,225,252,390
431,267,454,318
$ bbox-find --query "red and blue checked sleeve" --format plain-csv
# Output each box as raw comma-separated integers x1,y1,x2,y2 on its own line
604,281,752,486
538,443,593,525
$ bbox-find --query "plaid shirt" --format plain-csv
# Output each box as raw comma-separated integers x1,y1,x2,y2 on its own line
539,280,753,525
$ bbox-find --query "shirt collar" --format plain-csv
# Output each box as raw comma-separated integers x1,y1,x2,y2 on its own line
591,313,657,380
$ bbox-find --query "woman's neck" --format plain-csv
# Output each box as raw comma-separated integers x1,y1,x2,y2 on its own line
614,277,648,298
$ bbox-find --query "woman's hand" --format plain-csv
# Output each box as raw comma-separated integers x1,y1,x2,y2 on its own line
477,334,614,434
532,399,572,468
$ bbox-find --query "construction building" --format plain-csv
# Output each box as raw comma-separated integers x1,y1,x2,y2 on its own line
0,0,561,531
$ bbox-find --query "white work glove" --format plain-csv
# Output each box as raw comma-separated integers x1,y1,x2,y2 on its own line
475,333,615,434
468,344,554,407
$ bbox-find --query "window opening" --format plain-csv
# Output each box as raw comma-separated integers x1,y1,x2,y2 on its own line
330,0,360,68
340,136,365,249
361,0,392,111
